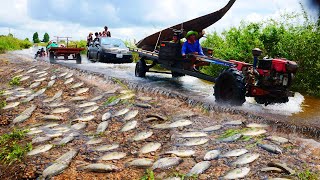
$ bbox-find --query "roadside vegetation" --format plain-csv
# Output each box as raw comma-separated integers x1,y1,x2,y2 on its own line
0,129,32,165
0,35,32,54
201,9,320,97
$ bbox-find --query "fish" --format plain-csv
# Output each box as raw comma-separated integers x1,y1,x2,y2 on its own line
78,102,96,108
52,90,63,100
27,144,53,156
26,68,37,73
260,167,283,173
52,127,70,133
224,120,243,126
187,161,211,176
258,144,282,154
120,90,133,94
46,132,63,138
152,157,183,170
242,129,267,136
2,90,13,96
266,136,289,144
219,134,242,142
70,96,87,101
52,108,70,114
3,102,20,110
22,95,35,102
138,96,153,101
44,123,60,128
55,149,79,164
15,69,24,74
91,95,104,101
83,106,99,114
76,88,89,95
203,150,220,160
65,73,73,79
64,78,74,85
15,93,28,98
143,117,159,122
120,120,138,132
39,73,48,78
47,80,55,87
59,72,68,78
164,150,195,157
134,103,152,108
132,131,153,141
78,163,119,173
220,149,248,158
267,162,296,175
86,138,103,145
246,123,269,128
94,144,119,152
146,114,168,121
113,108,130,117
71,122,87,130
71,82,84,89
100,152,126,161
223,167,250,179
169,119,193,128
36,71,47,75
96,121,109,134
30,82,41,88
32,136,52,144
152,123,171,129
27,129,43,135
178,138,209,147
106,98,120,106
75,115,95,122
20,76,30,81
123,110,139,121
6,96,19,101
232,153,260,166
12,105,36,124
50,75,56,80
140,142,161,154
43,115,64,121
34,88,46,97
119,93,135,100
126,158,154,168
102,112,112,121
35,77,47,82
56,135,74,145
175,132,208,138
202,125,222,132
48,102,65,108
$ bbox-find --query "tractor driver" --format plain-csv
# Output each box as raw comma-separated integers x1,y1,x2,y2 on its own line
181,30,208,71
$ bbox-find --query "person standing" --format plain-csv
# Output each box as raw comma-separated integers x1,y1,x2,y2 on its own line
104,26,111,37
87,32,93,46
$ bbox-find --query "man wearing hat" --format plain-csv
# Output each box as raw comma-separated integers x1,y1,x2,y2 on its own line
181,30,206,71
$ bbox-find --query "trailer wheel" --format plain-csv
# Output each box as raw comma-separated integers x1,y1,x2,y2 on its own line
214,68,246,106
76,53,82,64
255,96,289,106
135,60,147,77
49,52,56,64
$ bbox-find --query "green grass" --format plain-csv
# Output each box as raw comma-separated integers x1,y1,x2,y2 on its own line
0,129,32,165
103,95,120,106
0,35,32,54
297,169,319,180
9,76,21,86
140,169,155,180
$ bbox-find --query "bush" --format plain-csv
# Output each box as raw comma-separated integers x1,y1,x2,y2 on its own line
0,36,32,54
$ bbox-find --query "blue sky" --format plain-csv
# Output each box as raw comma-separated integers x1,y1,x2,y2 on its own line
0,0,317,42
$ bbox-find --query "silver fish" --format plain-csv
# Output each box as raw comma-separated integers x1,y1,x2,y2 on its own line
132,131,153,141
138,96,152,101
52,108,70,114
22,95,35,103
96,121,109,134
71,82,84,89
143,117,159,122
34,88,46,97
126,158,154,168
106,98,120,106
44,123,60,128
232,153,260,166
27,129,43,135
26,68,37,73
267,162,296,175
51,90,63,100
94,144,119,152
56,135,74,145
242,129,267,136
75,115,95,122
152,157,183,170
91,95,104,101
219,134,242,142
120,120,137,132
58,72,68,78
50,75,56,80
223,167,250,179
100,152,126,161
64,73,73,79
258,144,282,154
113,108,130,117
71,122,87,130
47,80,55,87
34,77,46,82
70,96,87,101
146,114,168,121
224,120,243,126
169,119,193,128
220,149,248,158
55,149,79,164
164,150,195,157
64,78,74,85
246,123,269,128
134,103,152,108
140,142,161,154
78,102,96,108
202,125,222,132
86,138,103,145
12,105,36,124
27,144,53,156
52,127,70,133
35,71,46,75
203,150,220,160
39,73,48,78
152,123,171,129
178,138,209,147
32,136,52,144
83,106,99,114
120,90,133,94
76,87,89,95
43,159,72,178
78,163,119,173
187,161,211,176
20,76,30,81
119,93,135,100
43,115,64,121
15,69,24,74
3,102,20,110
266,136,289,144
30,82,41,88
175,132,208,138
260,167,283,173
46,132,63,138
102,112,112,121
48,102,65,108
123,110,139,121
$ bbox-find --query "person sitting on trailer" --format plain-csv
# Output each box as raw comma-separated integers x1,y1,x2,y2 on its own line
181,30,208,71
99,32,102,37
93,32,100,42
104,26,111,37
106,31,111,37
47,41,59,49
87,32,93,46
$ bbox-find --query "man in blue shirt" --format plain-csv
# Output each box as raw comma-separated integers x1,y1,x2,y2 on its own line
182,31,208,71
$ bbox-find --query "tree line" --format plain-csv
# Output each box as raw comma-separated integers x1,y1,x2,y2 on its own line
32,32,50,43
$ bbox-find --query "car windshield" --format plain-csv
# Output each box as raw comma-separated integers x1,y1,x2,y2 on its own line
100,38,127,48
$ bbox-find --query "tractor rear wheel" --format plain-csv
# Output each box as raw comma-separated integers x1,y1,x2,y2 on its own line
135,59,147,77
214,68,246,106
